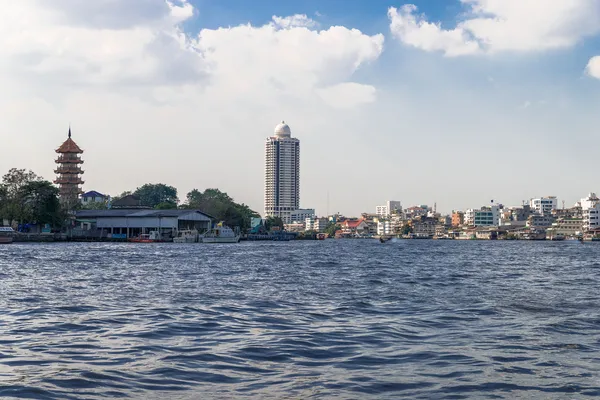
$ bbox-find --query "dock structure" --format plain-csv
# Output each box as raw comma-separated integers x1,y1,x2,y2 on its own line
74,209,213,241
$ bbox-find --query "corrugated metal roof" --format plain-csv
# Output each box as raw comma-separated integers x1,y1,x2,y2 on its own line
76,209,214,219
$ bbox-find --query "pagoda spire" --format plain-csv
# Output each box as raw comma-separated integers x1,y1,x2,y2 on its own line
68,125,71,138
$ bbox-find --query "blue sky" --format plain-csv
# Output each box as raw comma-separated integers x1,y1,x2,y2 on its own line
2,0,600,215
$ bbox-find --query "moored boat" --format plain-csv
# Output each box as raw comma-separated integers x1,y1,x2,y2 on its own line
173,229,198,243
129,231,163,243
201,223,240,243
0,227,14,244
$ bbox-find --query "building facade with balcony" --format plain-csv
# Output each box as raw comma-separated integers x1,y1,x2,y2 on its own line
264,121,300,224
530,197,557,216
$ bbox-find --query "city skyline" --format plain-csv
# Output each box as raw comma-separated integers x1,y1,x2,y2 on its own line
2,1,600,216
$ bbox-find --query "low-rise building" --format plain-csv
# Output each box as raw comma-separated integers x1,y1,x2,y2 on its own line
285,222,305,233
466,206,499,227
451,211,464,227
81,190,108,205
290,208,315,223
376,200,402,217
305,217,328,232
411,216,437,237
583,203,600,231
75,209,213,240
377,220,392,236
530,196,557,216
527,214,555,227
550,218,583,236
405,206,428,219
339,219,370,236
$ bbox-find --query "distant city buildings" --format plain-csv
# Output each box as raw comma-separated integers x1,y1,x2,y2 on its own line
530,196,557,216
580,193,600,231
375,200,402,217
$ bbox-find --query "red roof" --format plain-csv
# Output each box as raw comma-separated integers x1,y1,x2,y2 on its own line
56,137,83,153
342,219,365,228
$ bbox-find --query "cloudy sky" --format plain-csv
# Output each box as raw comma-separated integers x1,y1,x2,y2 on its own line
2,0,600,215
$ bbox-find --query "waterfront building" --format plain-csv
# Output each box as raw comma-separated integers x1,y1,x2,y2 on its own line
291,209,315,224
466,206,499,227
451,211,465,228
580,193,600,211
75,209,212,240
264,121,300,224
405,206,428,219
530,197,557,216
451,211,464,227
377,220,392,236
313,217,329,233
54,127,84,209
284,222,305,233
464,209,474,226
376,201,402,217
550,218,583,236
339,219,370,236
526,214,555,228
552,206,582,219
410,216,437,237
578,193,600,231
81,190,108,205
583,203,600,231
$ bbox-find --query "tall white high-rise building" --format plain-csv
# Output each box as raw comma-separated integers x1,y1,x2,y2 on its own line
265,121,300,224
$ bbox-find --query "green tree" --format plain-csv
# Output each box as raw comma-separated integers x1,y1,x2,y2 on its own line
134,184,178,208
0,168,43,224
324,222,340,237
185,188,259,231
21,180,63,226
265,216,284,231
155,201,178,210
0,169,63,227
111,191,132,202
401,223,413,235
82,200,109,210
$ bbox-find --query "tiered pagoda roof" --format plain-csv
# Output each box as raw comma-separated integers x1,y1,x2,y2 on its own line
56,128,83,154
54,127,85,207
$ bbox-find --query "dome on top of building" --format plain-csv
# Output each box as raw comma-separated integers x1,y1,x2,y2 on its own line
274,121,291,137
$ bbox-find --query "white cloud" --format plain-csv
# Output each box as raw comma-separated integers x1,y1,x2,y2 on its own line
585,56,600,79
271,14,317,29
388,5,479,56
317,83,377,109
389,0,600,56
0,0,385,215
195,20,383,104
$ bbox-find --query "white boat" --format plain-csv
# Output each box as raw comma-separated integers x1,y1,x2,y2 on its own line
0,227,14,244
201,223,240,243
173,229,198,243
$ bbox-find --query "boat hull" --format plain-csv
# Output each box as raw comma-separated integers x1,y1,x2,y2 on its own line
173,237,197,243
0,236,13,244
201,237,240,244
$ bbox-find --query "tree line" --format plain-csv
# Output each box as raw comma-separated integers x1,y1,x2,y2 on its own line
109,184,260,231
0,168,64,228
0,168,261,231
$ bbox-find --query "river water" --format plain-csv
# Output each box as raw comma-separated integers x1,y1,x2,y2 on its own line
0,240,599,399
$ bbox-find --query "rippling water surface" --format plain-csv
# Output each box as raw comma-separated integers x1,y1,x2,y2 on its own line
1,240,600,399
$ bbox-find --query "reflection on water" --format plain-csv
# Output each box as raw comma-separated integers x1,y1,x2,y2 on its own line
1,241,600,399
